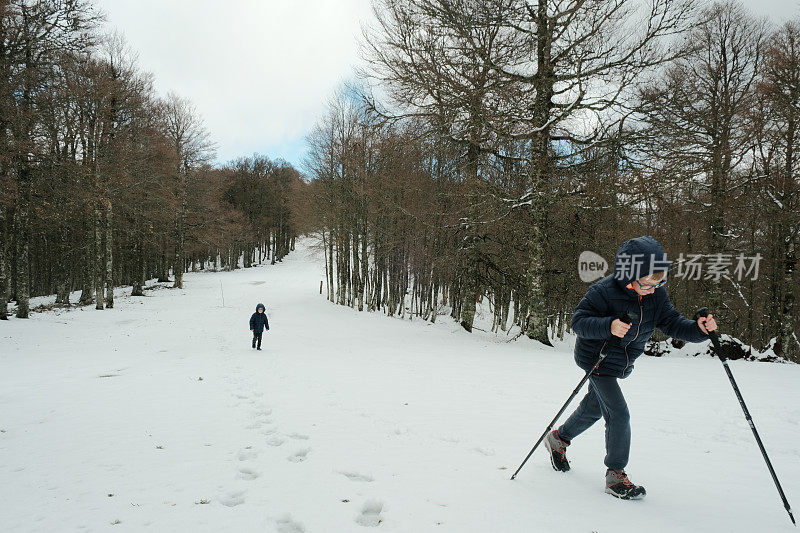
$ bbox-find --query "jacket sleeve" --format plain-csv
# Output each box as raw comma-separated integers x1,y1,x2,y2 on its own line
249,314,255,330
571,285,614,340
265,316,270,330
657,294,707,342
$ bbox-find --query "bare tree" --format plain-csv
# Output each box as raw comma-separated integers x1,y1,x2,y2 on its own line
751,20,800,360
363,0,532,331
160,92,215,289
1,0,99,318
363,0,697,341
635,1,767,317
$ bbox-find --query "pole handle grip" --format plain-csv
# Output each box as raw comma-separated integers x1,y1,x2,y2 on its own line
695,307,724,358
600,312,637,356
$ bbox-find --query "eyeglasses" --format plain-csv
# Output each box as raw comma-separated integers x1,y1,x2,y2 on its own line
636,279,667,290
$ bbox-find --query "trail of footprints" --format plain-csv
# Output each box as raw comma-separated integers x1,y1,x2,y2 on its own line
219,371,385,529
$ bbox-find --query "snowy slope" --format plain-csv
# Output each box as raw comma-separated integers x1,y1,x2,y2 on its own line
1,241,798,533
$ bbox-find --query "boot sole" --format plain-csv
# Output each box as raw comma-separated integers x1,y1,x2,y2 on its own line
605,487,646,500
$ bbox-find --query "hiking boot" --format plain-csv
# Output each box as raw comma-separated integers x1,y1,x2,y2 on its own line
544,430,570,472
605,469,646,500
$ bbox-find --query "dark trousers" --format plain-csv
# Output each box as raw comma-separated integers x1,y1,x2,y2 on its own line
252,332,262,349
557,374,631,470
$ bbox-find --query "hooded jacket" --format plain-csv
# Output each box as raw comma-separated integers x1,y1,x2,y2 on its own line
572,236,707,378
249,303,270,334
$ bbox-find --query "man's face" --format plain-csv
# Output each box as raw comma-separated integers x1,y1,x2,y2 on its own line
258,308,263,313
631,274,663,296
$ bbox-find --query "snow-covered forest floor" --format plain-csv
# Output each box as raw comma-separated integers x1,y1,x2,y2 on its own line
1,241,798,532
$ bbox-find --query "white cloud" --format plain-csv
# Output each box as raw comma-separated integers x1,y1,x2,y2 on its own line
98,0,374,166
749,0,800,22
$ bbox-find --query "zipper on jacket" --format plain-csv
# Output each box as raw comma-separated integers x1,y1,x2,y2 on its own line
622,295,644,376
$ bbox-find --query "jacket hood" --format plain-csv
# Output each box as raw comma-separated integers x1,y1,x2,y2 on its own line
255,303,265,312
613,236,670,288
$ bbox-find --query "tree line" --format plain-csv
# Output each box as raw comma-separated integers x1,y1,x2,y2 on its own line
0,0,305,319
307,0,800,362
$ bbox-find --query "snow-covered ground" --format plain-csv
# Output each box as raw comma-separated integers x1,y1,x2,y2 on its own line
1,241,798,533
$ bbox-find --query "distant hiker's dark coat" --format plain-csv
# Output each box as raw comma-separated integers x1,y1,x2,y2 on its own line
572,236,707,378
249,303,270,334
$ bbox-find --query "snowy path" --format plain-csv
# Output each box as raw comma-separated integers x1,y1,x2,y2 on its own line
1,242,799,532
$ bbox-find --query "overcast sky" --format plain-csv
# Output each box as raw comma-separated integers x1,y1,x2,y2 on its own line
99,0,799,171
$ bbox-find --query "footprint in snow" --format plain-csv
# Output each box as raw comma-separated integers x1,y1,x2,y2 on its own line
340,471,374,482
274,514,305,533
287,448,310,463
287,432,309,440
267,436,285,447
254,408,273,418
237,467,259,481
473,447,495,456
237,449,259,461
355,499,385,527
218,490,245,507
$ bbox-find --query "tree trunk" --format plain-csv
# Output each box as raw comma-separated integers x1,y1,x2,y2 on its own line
352,230,361,310
707,163,727,314
271,227,277,265
243,242,252,268
79,209,94,305
14,201,30,318
458,233,478,332
360,230,368,312
524,191,550,344
776,111,799,361
173,172,187,288
777,236,798,361
327,229,335,302
94,209,104,310
523,1,554,345
55,224,70,305
131,236,144,297
0,204,8,320
104,200,114,308
157,248,170,282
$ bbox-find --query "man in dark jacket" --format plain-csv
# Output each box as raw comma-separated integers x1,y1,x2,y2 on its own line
249,303,270,351
544,236,717,500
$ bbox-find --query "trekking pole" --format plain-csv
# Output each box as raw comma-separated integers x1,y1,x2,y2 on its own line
510,312,636,480
696,307,795,526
